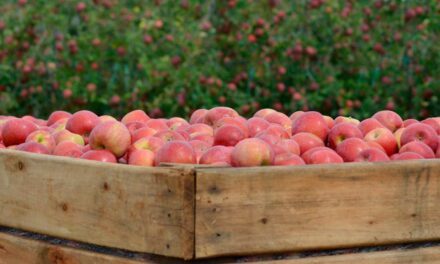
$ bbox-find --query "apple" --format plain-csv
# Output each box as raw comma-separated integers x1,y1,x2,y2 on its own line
254,108,277,118
354,148,390,162
154,130,185,142
47,111,72,126
204,107,239,126
99,115,118,123
273,139,300,156
121,110,150,124
53,141,84,158
199,146,233,165
247,117,270,137
327,123,363,149
167,117,189,131
399,141,435,159
145,119,169,132
53,129,85,145
301,147,343,164
394,127,405,149
50,118,69,132
213,117,249,137
291,132,325,154
231,138,274,167
189,109,208,124
131,127,157,143
16,142,50,154
264,112,292,134
291,111,329,141
302,147,335,163
403,119,419,127
372,110,403,132
81,150,117,163
364,128,398,156
26,130,56,152
421,118,440,135
336,138,370,162
366,141,386,153
400,123,438,151
185,123,214,138
128,149,155,166
66,110,100,137
190,133,214,145
2,118,38,146
130,136,164,154
154,141,197,165
289,111,304,122
256,124,290,139
392,152,425,161
214,125,247,146
323,115,335,129
358,118,386,136
274,153,305,166
125,121,147,134
89,121,131,157
189,140,211,162
334,116,360,126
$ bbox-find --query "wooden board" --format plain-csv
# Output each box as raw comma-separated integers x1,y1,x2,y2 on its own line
0,232,148,264
247,246,440,264
195,160,440,258
0,150,195,259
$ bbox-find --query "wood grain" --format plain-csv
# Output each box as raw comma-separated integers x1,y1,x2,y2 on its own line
0,232,148,264
0,150,195,259
195,160,440,258
247,246,440,264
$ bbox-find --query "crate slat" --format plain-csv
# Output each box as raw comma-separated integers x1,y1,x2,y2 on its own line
195,160,440,258
0,150,195,259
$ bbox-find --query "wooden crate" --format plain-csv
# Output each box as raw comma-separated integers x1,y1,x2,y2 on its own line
195,160,440,258
0,150,195,259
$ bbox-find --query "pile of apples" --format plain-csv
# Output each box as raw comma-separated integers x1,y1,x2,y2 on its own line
0,107,439,167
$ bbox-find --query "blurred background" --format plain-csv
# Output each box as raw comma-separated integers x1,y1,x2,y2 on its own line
0,0,438,119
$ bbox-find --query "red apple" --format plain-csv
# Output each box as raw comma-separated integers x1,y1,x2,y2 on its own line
81,150,117,163
213,117,249,137
289,111,304,122
189,109,208,124
247,117,270,137
399,141,435,159
66,110,100,137
121,110,150,124
53,141,84,158
199,146,233,165
47,111,72,126
128,149,155,166
231,138,274,167
2,118,38,146
89,121,131,157
256,124,290,139
291,111,329,141
154,141,197,165
274,153,305,166
354,148,390,162
274,139,300,155
303,147,344,164
131,127,157,143
167,117,189,131
421,118,440,135
400,123,438,151
204,107,239,126
16,142,50,154
26,130,56,152
264,112,292,134
364,128,398,156
154,130,185,142
372,110,403,132
291,132,325,154
366,141,386,153
214,125,246,146
392,152,424,161
327,123,363,149
189,140,211,162
358,118,386,136
125,121,147,135
336,137,370,162
185,123,214,138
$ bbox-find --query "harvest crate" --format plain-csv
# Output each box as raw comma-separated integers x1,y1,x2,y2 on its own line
0,150,195,259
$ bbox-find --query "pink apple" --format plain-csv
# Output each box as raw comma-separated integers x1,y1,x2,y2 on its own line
421,118,440,135
274,153,305,166
366,141,386,153
125,121,147,135
16,142,50,154
291,132,325,154
199,146,233,165
66,110,100,137
364,128,398,156
392,152,425,161
334,116,360,126
53,141,84,158
185,123,214,138
2,118,38,146
213,117,249,137
47,111,72,126
323,115,335,129
289,111,304,122
403,119,419,127
303,147,344,164
358,118,386,136
231,138,274,167
89,121,131,157
131,127,157,143
264,112,292,134
204,107,239,126
145,119,169,132
167,117,189,131
26,130,56,152
189,109,208,124
336,137,370,162
247,117,270,137
154,141,197,165
354,148,390,162
81,150,117,163
53,129,85,145
121,110,150,124
256,124,290,139
130,136,164,154
128,149,155,166
99,115,118,123
273,139,300,155
154,130,185,142
372,110,403,132
254,108,277,118
190,133,214,145
214,125,246,146
189,140,211,162
301,147,336,164
399,141,435,159
400,123,438,151
291,111,329,141
327,123,363,149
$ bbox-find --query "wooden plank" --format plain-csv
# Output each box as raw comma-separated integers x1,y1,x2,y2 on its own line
243,246,440,264
0,232,149,264
0,150,195,259
195,160,440,258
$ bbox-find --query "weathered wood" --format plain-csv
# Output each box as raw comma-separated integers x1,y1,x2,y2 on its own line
0,232,149,264
195,160,440,258
0,150,195,259
246,246,440,264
